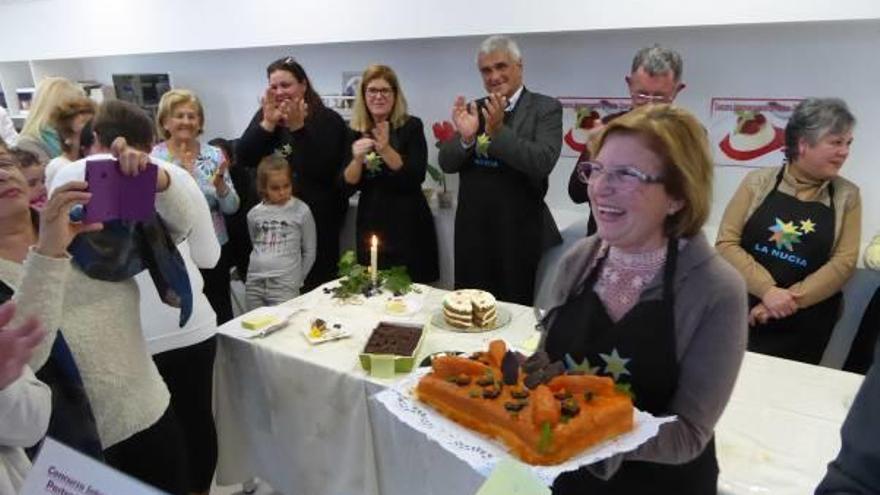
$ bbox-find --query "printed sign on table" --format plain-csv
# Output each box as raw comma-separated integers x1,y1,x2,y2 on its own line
710,97,803,168
558,97,631,158
21,438,165,495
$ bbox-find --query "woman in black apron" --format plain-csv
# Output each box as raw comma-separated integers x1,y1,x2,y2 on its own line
717,98,860,365
539,105,747,494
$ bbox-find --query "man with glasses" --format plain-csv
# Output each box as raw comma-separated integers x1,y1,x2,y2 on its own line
569,44,686,235
439,34,563,306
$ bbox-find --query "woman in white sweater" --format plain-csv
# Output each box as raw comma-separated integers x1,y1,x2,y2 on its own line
0,101,204,494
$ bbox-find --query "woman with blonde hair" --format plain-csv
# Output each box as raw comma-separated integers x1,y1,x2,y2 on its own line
540,104,747,494
152,88,239,324
17,77,86,163
342,64,438,282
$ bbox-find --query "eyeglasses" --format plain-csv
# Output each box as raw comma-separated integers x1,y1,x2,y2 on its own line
366,87,393,98
577,161,664,191
631,92,673,104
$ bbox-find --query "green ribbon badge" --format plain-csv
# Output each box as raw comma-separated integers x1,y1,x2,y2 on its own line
476,133,491,158
365,151,384,173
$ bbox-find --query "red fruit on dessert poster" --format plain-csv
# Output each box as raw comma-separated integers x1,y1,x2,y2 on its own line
710,97,803,168
558,97,631,158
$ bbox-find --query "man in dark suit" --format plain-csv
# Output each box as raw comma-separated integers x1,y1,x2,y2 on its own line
439,35,562,306
569,44,686,235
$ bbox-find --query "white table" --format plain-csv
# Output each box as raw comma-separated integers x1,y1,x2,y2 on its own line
214,284,865,495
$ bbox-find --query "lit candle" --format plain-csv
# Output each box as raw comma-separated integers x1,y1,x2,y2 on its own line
370,235,379,286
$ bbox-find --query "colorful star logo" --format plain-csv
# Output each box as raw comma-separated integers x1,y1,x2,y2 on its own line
564,354,600,375
767,217,802,251
476,133,491,158
800,219,816,234
600,348,631,381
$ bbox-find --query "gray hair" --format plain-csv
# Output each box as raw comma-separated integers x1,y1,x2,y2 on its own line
631,44,683,82
477,35,522,63
784,97,855,162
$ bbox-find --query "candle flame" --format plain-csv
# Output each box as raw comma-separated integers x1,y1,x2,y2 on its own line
371,235,378,248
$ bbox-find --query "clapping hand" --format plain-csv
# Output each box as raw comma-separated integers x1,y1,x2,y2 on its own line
282,97,309,131
260,87,286,131
372,122,390,153
0,301,46,390
482,92,508,137
212,159,229,196
451,96,479,145
352,137,376,161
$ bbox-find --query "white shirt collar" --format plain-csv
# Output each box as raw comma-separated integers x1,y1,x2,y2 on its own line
505,85,524,112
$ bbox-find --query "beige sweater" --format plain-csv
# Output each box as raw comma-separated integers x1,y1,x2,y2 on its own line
0,158,196,449
715,164,861,308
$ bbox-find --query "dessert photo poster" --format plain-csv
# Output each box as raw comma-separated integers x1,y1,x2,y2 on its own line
557,97,631,158
710,97,803,168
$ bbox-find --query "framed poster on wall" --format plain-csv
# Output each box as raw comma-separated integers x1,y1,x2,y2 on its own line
710,97,803,168
557,97,631,158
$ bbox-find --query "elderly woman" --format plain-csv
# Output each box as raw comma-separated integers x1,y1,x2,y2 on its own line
539,104,747,493
0,99,204,493
716,98,860,365
342,64,438,282
152,89,239,324
237,57,348,292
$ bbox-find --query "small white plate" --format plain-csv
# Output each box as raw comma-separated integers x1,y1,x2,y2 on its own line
301,319,352,344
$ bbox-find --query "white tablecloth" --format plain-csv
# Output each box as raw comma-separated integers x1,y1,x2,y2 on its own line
214,284,865,495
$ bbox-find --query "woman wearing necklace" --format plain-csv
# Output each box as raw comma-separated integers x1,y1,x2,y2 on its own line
342,64,438,283
152,89,240,324
540,104,747,494
716,98,860,365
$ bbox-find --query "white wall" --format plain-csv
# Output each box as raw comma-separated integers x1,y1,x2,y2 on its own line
2,0,879,61
69,19,880,243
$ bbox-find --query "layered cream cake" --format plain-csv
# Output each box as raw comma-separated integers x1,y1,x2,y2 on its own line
443,289,497,329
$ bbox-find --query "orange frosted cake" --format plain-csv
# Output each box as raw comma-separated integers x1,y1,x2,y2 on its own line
416,340,634,465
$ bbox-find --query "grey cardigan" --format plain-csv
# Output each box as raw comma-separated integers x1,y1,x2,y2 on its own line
537,232,748,478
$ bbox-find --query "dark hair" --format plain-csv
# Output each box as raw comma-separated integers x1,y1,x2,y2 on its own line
79,119,95,158
9,148,41,169
265,57,325,113
207,137,235,165
92,100,154,152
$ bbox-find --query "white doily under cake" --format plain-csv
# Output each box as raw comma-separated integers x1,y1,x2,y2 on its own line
374,368,676,486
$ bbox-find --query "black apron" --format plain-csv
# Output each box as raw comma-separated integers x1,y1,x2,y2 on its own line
543,237,718,494
739,166,839,364
455,101,542,305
